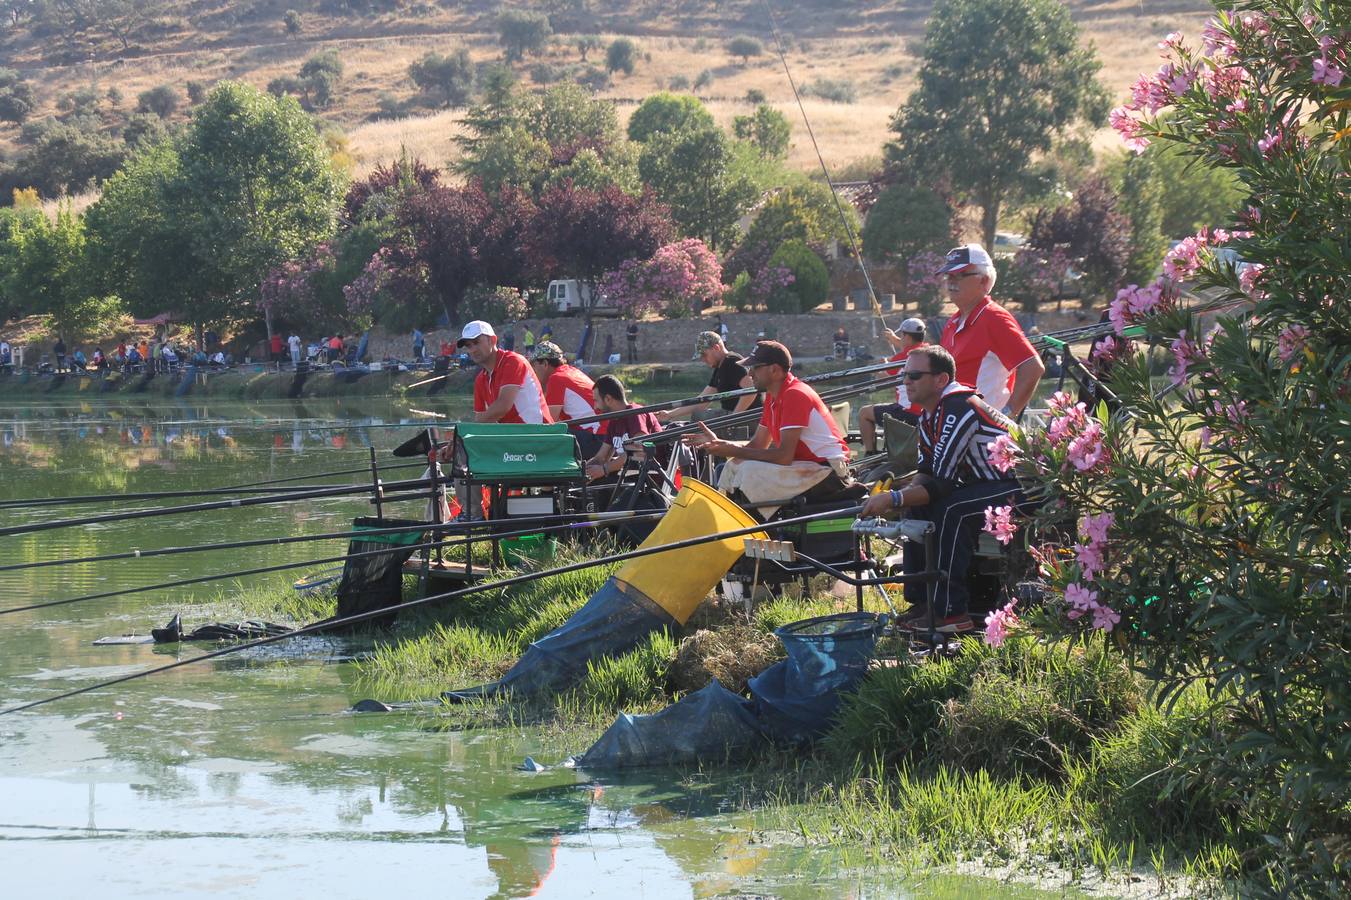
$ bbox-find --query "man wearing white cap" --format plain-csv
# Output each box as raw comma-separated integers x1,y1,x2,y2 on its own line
859,316,927,456
457,320,551,424
935,244,1044,418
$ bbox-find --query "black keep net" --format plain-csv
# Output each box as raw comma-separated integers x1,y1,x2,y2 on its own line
334,517,427,625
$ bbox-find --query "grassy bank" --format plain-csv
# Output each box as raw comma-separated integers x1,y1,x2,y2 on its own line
226,543,1250,894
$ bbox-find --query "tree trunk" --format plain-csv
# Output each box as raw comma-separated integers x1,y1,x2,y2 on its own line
981,195,1000,252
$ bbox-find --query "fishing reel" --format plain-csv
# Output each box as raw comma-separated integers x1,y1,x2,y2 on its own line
851,517,933,544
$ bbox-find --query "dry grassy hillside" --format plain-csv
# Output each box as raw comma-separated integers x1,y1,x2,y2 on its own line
2,0,1213,180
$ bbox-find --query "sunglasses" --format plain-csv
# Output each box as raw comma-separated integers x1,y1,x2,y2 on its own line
904,370,935,381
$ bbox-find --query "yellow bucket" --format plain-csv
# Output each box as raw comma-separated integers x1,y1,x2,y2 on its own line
615,478,765,624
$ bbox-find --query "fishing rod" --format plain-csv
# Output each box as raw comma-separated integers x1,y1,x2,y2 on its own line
0,504,859,717
0,510,668,617
568,355,913,428
0,476,436,540
0,478,426,511
0,507,662,575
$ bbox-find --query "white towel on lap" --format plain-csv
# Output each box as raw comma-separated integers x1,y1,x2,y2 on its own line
717,459,838,519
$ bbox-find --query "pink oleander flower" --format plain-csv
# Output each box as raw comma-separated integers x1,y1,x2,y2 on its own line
983,601,1019,648
1047,403,1088,447
1080,512,1114,545
1110,106,1151,153
1158,31,1184,51
1163,236,1209,281
1277,324,1309,364
987,433,1020,474
1064,583,1098,620
1257,130,1284,157
1091,603,1122,632
1047,391,1076,415
1169,330,1204,386
1313,57,1345,87
1067,420,1108,472
983,504,1017,545
1202,18,1236,56
1198,425,1212,448
1074,541,1105,581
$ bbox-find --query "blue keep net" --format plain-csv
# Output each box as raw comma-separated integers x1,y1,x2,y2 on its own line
576,612,884,768
443,577,676,703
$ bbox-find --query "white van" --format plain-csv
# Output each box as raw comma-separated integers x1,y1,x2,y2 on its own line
547,279,620,316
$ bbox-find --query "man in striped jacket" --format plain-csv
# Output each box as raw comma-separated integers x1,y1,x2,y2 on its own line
859,345,1028,633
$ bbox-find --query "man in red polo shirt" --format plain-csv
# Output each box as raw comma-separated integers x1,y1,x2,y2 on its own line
691,341,850,515
458,320,551,424
935,244,1045,417
531,340,601,456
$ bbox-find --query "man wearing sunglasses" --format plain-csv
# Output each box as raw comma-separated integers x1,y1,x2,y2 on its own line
859,344,1029,633
936,244,1044,418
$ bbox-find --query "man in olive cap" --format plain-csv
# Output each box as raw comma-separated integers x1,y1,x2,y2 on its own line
658,331,760,423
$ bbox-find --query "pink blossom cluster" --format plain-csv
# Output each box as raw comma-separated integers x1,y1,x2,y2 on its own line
1238,262,1265,298
1073,512,1114,581
1044,391,1110,473
987,433,1020,473
259,243,335,322
1313,36,1345,87
983,600,1020,648
599,239,725,318
1064,583,1121,632
343,249,393,317
1109,106,1152,154
750,264,795,307
1089,334,1133,371
1277,324,1309,365
982,504,1018,545
1108,281,1166,335
1168,329,1205,386
904,249,947,299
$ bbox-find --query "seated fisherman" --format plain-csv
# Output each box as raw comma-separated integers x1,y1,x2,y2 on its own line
584,375,662,483
858,345,1030,634
657,331,760,424
859,316,927,456
689,340,850,517
459,320,551,425
530,341,602,457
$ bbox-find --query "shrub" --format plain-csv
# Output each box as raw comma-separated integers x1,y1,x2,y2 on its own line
693,69,714,91
726,36,763,64
802,78,857,104
283,9,302,37
745,88,766,104
136,84,179,118
668,74,690,91
767,239,828,313
496,9,551,62
409,49,474,107
606,38,637,76
0,69,35,124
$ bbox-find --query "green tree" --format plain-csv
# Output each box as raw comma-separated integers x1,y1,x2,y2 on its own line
8,122,126,196
1,204,121,335
606,38,637,76
732,103,791,160
283,9,302,38
0,68,35,124
1148,141,1246,238
575,34,602,62
496,9,552,63
87,83,344,337
627,92,714,143
885,0,1109,248
298,51,343,108
136,84,179,118
638,124,757,251
767,239,828,313
726,36,762,65
861,182,954,263
408,50,474,108
1108,152,1166,285
458,124,552,194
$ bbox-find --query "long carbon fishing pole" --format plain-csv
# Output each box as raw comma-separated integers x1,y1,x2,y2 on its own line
0,507,661,575
0,462,431,511
0,476,434,540
0,504,857,717
0,510,667,617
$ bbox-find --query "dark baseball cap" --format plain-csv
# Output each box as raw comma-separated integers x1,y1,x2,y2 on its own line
743,340,792,370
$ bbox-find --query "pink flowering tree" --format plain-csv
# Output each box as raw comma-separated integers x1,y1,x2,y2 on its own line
997,5,1349,885
597,238,723,319
257,243,342,329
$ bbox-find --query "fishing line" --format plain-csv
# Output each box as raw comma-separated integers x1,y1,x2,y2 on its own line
760,0,888,328
0,511,667,617
0,505,858,716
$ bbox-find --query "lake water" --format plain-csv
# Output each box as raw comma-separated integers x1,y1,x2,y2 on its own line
0,398,1053,899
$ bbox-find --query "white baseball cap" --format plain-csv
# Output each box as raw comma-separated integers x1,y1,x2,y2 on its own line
936,244,994,274
898,317,927,336
457,320,496,347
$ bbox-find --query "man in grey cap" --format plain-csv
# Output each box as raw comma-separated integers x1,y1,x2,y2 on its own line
858,317,928,456
657,331,760,422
